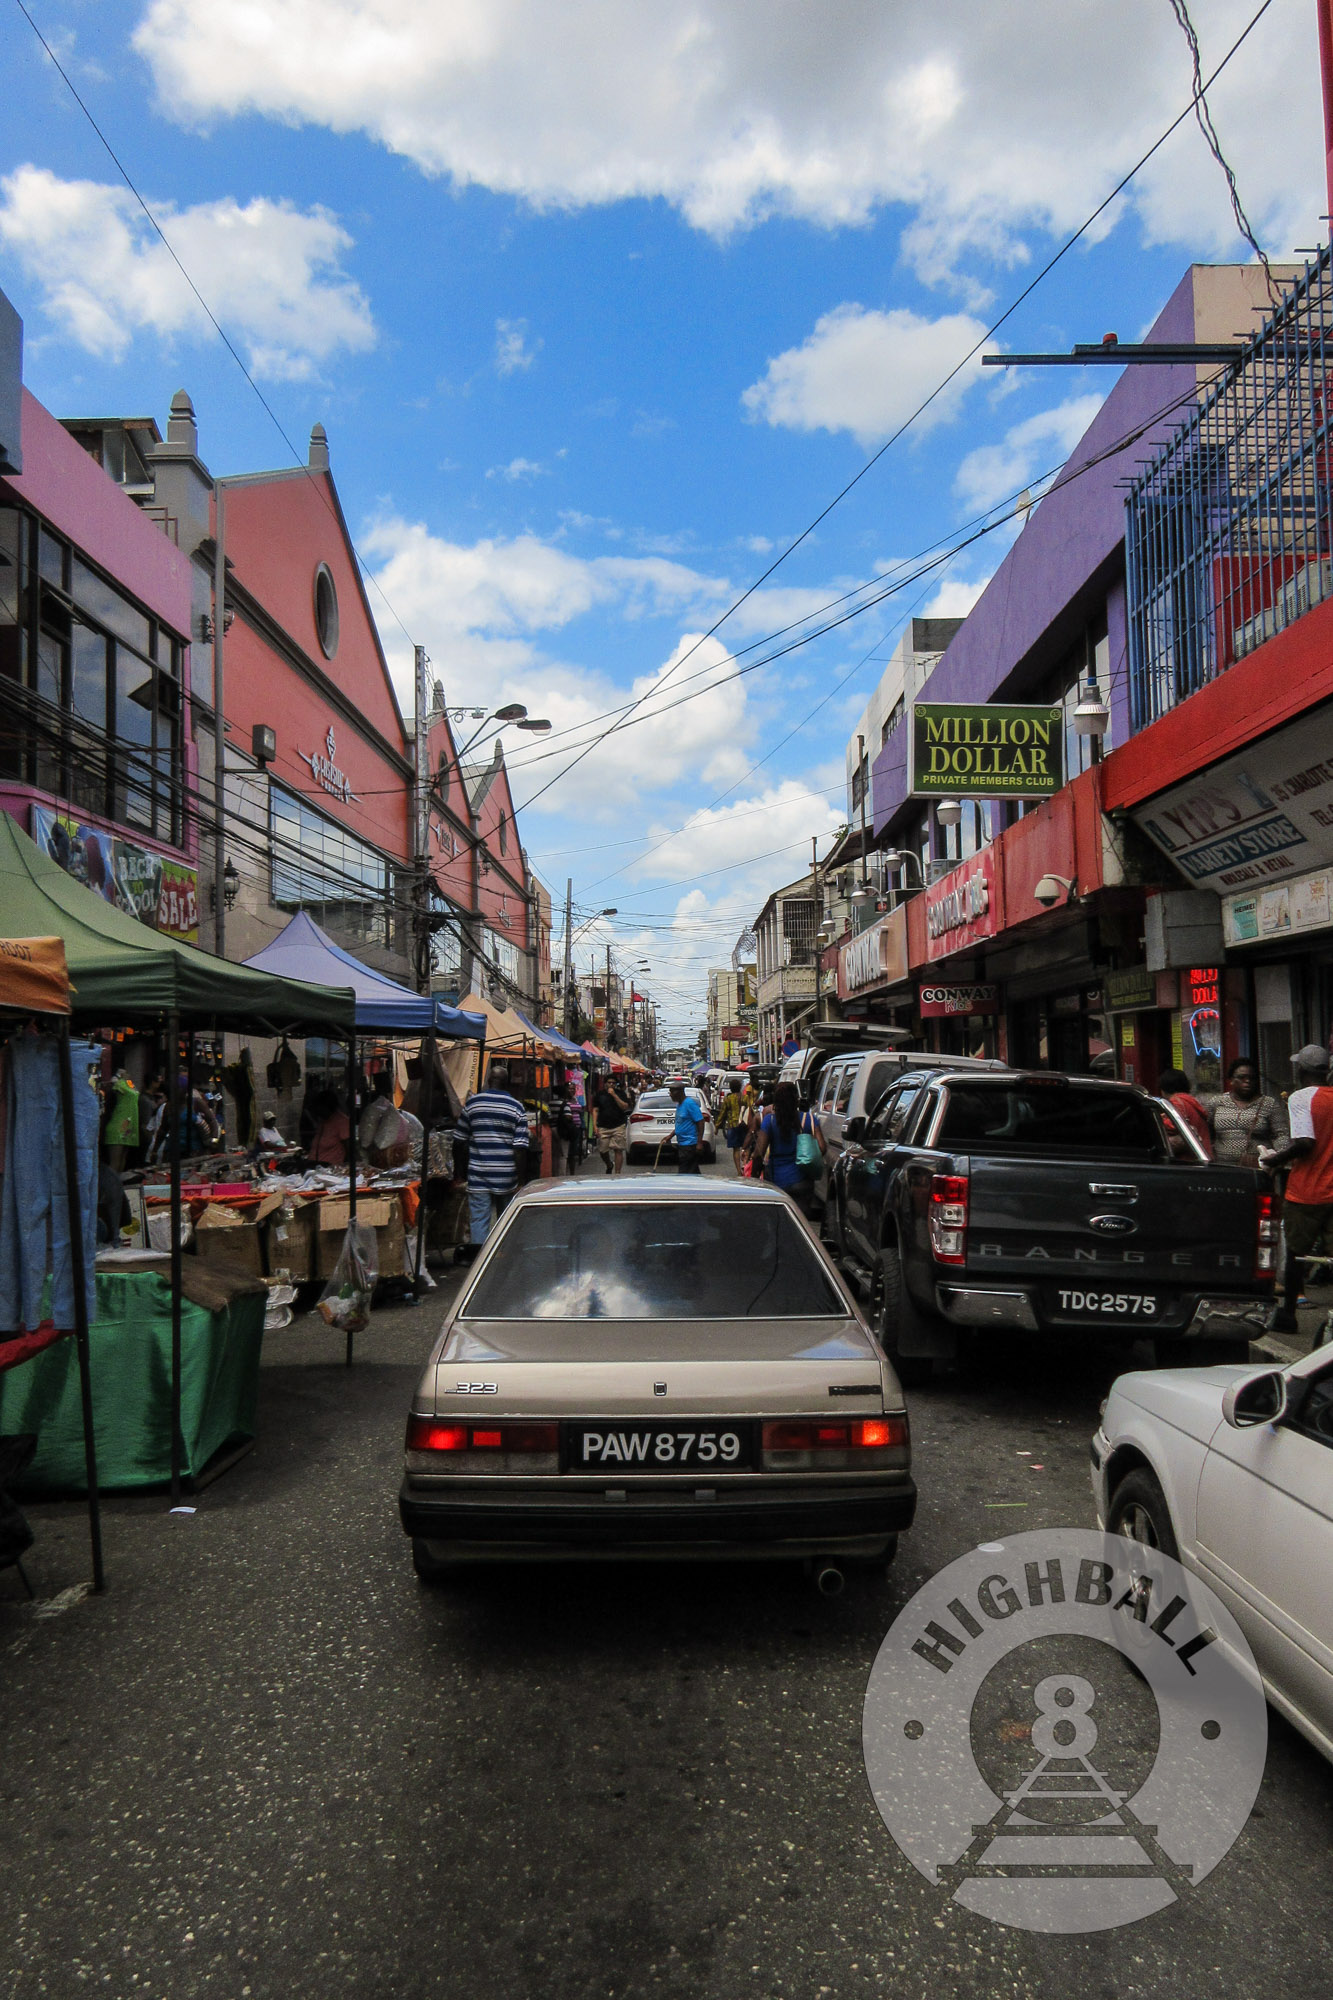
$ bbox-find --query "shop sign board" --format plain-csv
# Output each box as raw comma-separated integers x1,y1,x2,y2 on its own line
908,702,1064,800
1223,863,1333,947
300,724,359,805
1132,704,1333,896
923,846,1001,962
1182,965,1219,1008
837,904,909,999
1104,965,1157,1011
919,982,998,1018
31,805,199,941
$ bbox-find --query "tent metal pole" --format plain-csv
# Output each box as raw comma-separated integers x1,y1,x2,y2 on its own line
56,1021,104,1593
167,1011,185,1500
345,1033,358,1366
412,1031,435,1293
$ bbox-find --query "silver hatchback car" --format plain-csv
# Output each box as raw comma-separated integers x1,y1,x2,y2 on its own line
399,1178,915,1582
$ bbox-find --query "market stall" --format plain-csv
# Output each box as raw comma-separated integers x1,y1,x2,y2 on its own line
0,934,102,1587
0,814,357,1500
243,910,486,1294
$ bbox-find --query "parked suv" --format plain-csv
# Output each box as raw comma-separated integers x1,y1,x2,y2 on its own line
779,1024,910,1109
818,1049,1009,1239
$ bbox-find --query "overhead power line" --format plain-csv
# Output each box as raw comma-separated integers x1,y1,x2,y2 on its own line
508,0,1276,821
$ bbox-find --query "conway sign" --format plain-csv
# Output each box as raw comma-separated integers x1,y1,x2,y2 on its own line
908,702,1064,800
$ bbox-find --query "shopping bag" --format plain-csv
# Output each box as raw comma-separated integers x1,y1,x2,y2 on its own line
316,1220,379,1335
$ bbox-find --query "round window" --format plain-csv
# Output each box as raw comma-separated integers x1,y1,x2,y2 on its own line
313,563,339,660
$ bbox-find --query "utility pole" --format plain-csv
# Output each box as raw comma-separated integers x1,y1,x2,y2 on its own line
212,482,227,957
562,877,574,1038
606,942,614,1051
412,643,431,993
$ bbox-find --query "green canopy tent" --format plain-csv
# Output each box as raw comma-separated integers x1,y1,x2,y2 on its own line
0,813,357,1500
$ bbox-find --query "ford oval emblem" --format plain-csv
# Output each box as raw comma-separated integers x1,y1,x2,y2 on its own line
1089,1213,1137,1236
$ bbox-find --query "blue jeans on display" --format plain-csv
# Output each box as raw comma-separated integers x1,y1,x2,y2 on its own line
468,1184,515,1245
0,1035,99,1333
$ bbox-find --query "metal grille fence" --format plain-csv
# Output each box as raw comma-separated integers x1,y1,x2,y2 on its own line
1126,247,1333,729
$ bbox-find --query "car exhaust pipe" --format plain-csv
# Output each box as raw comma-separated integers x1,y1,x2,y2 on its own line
815,1563,845,1597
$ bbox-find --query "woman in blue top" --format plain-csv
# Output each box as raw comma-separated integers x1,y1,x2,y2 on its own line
751,1079,825,1215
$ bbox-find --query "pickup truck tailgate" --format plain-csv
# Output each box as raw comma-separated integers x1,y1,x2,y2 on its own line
964,1158,1260,1289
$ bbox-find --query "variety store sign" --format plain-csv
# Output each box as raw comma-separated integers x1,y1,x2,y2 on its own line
1132,703,1333,895
838,905,908,999
919,982,999,1018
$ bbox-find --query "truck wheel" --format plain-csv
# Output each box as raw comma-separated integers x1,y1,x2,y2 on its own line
1153,1336,1251,1368
1106,1469,1179,1561
871,1248,934,1388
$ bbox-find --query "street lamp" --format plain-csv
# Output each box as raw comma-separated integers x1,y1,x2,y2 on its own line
934,798,963,827
453,703,553,759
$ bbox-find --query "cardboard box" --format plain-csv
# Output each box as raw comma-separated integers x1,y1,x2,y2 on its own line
314,1195,405,1282
191,1220,264,1277
267,1202,318,1283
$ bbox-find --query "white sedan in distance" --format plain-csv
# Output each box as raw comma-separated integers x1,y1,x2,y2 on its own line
625,1085,717,1164
400,1178,915,1588
1092,1345,1333,1763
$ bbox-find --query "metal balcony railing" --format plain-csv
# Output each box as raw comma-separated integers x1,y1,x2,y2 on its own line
1126,246,1333,729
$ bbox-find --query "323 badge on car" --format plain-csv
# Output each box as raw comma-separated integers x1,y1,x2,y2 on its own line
862,1528,1267,1934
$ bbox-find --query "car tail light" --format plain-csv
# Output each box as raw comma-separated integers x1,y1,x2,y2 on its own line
629,1113,653,1124
761,1414,908,1470
929,1173,969,1265
405,1416,559,1470
1255,1193,1277,1278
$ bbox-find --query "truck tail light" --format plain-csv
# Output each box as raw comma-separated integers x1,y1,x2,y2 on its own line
1255,1193,1277,1278
929,1173,969,1265
761,1414,908,1469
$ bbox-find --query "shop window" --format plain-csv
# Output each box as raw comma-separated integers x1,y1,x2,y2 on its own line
314,563,339,660
270,783,390,948
73,558,151,656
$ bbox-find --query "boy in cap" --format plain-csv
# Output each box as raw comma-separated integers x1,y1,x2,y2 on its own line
1259,1043,1333,1333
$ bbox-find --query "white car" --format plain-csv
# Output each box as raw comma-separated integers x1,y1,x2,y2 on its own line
1092,1346,1333,1762
625,1086,717,1164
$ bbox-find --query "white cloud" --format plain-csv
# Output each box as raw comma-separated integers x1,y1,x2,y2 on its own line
133,1,1322,273
742,305,995,448
486,456,548,481
634,781,845,885
494,316,539,375
0,165,374,380
953,394,1106,515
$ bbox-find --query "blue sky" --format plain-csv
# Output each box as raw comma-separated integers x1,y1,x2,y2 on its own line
0,0,1322,1035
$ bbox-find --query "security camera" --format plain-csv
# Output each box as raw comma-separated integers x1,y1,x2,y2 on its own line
1034,873,1075,908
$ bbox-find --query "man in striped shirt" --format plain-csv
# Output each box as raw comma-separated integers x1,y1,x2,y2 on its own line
455,1063,532,1250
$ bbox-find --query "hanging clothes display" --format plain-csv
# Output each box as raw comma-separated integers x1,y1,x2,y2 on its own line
0,1032,99,1337
222,1048,259,1147
266,1038,302,1094
104,1072,140,1150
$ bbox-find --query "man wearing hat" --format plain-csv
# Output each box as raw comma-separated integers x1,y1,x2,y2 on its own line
1259,1044,1333,1333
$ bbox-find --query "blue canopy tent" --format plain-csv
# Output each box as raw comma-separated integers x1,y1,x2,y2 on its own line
244,911,485,1357
243,911,485,1039
509,1008,587,1063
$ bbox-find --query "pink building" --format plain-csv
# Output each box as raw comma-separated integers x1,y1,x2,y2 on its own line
0,389,198,938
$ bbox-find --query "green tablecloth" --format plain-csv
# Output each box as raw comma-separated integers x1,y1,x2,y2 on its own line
0,1270,266,1493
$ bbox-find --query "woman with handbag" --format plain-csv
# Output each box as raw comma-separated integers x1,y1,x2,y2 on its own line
750,1080,826,1216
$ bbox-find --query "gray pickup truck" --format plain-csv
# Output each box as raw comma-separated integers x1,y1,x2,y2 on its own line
831,1069,1277,1383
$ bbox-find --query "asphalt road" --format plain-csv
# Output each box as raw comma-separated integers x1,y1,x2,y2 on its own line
3,1151,1330,1999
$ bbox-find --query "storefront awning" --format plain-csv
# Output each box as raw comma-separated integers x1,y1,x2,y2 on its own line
243,910,484,1039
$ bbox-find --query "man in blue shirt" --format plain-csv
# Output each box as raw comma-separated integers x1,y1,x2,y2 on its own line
669,1082,705,1175
454,1063,531,1250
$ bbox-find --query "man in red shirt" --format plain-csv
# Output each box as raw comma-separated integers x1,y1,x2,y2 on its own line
1259,1044,1333,1333
1158,1069,1213,1157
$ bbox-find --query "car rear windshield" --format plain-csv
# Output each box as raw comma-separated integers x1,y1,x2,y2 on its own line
638,1090,699,1110
462,1203,846,1319
937,1081,1168,1158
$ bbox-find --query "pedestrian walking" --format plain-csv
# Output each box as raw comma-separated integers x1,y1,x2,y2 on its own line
718,1080,745,1174
593,1075,632,1175
669,1082,705,1173
750,1079,825,1215
1159,1069,1213,1158
549,1085,581,1177
1207,1057,1288,1167
1259,1044,1333,1333
454,1061,531,1250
